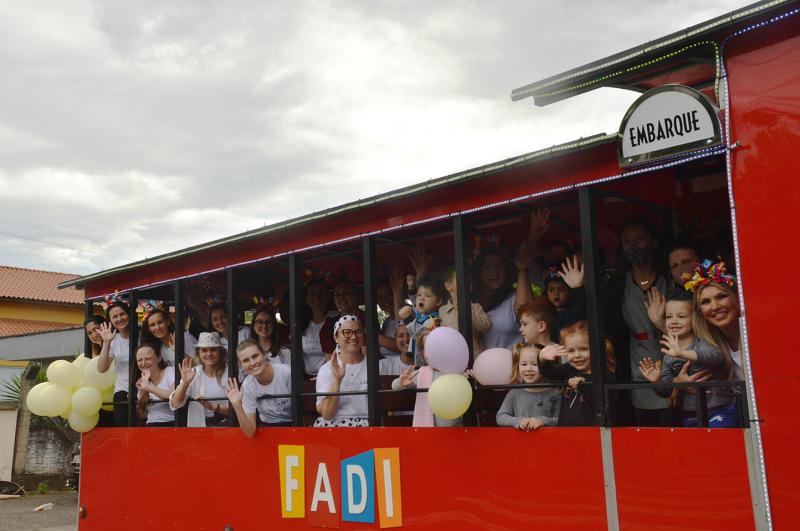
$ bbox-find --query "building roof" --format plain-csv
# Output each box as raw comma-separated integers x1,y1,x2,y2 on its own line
0,318,80,338
0,265,83,305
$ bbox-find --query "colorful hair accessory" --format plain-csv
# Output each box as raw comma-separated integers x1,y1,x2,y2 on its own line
333,314,360,336
139,299,163,322
104,290,124,307
682,259,736,293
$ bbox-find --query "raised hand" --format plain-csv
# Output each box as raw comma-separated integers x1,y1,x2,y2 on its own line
528,207,550,242
398,366,418,388
389,268,405,293
539,344,567,362
644,288,666,329
330,352,346,382
638,357,661,383
408,244,433,277
514,239,536,272
98,322,116,344
559,255,585,288
226,378,243,407
660,333,691,360
179,357,196,385
567,376,585,390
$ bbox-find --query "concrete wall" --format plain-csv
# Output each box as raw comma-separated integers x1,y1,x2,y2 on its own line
0,405,18,481
24,428,70,475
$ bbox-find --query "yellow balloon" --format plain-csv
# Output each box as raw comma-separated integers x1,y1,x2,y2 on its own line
427,373,473,420
25,382,52,416
47,360,81,390
68,410,99,433
38,384,72,417
71,387,103,416
84,357,116,390
72,355,90,372
101,387,114,412
60,405,72,420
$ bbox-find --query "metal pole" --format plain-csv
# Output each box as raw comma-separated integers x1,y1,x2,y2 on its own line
578,188,609,427
128,290,139,427
174,280,187,427
288,254,305,426
83,301,92,358
453,215,477,427
362,236,380,427
226,269,239,427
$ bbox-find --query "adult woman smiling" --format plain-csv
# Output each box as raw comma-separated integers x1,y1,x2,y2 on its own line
140,307,197,366
207,302,251,351
169,332,230,427
315,315,369,427
97,301,133,427
249,305,291,366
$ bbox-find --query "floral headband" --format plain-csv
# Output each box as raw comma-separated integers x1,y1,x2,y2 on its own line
138,299,163,322
104,290,124,307
682,259,736,293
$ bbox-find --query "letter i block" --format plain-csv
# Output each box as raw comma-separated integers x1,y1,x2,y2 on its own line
341,450,375,523
374,448,402,528
306,446,341,528
278,445,305,518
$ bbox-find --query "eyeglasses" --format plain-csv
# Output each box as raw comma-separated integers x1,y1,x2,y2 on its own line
339,329,365,339
253,319,273,327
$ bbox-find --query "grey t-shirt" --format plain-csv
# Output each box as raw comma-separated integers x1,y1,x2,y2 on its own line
496,388,561,428
622,271,668,410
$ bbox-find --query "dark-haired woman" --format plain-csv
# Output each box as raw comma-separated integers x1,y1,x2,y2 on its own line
208,303,251,351
135,344,175,427
84,315,105,358
140,308,197,366
249,305,291,365
96,302,133,426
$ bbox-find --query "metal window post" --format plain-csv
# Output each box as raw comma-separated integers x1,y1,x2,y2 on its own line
578,188,609,427
226,269,239,426
453,215,477,426
362,236,380,427
128,290,139,427
83,301,92,358
288,254,305,426
174,280,187,427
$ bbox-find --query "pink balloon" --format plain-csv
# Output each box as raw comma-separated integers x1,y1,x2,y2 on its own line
424,327,469,373
472,348,513,385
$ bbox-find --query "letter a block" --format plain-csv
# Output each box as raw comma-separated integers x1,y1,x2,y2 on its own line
306,446,341,528
341,450,375,523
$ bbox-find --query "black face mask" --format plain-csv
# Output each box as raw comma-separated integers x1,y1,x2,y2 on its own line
624,245,654,265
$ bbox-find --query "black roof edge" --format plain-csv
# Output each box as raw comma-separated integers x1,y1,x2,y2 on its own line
58,133,616,291
511,0,798,106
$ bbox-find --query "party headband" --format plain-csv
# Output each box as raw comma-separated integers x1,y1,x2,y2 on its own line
104,290,125,307
333,314,360,336
139,299,163,321
682,259,736,293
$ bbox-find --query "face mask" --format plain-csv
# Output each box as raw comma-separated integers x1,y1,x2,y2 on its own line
624,245,654,265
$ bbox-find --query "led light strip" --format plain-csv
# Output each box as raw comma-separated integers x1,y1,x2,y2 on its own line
714,7,800,530
90,143,732,301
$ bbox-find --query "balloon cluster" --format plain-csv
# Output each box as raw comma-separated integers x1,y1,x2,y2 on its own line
25,356,115,433
424,328,473,420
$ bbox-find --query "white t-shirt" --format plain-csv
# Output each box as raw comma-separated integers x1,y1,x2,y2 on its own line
160,331,198,366
482,292,520,350
380,318,398,357
200,372,228,417
302,319,327,375
379,356,413,375
266,346,292,366
146,370,176,424
242,363,292,424
731,349,743,381
220,327,252,351
315,357,368,419
110,334,130,393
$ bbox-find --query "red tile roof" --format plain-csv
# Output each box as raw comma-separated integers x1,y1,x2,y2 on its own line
0,318,79,338
0,265,84,305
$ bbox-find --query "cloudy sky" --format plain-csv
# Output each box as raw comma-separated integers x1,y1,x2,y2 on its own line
0,0,752,276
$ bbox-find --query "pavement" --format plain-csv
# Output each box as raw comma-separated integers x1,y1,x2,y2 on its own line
0,491,78,531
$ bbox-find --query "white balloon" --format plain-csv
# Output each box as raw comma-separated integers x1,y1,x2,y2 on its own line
25,382,52,416
84,357,116,390
68,410,99,433
71,387,103,416
47,360,81,390
38,384,72,417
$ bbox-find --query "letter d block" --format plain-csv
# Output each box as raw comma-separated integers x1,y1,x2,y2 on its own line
278,445,305,518
342,450,375,523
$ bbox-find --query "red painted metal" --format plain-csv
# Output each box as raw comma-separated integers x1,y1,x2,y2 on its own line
612,428,755,530
78,427,607,530
726,20,800,529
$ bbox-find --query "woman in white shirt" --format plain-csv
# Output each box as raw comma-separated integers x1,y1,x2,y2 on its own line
314,315,369,427
140,307,197,366
300,279,335,376
249,305,291,365
169,332,230,427
97,301,132,427
135,343,175,427
207,303,251,351
227,339,293,436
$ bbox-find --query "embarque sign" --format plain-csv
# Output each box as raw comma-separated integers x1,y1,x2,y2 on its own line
618,84,721,166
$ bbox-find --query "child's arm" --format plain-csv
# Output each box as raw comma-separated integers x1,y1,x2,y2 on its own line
470,302,492,333
495,390,524,429
391,366,418,390
660,334,700,362
537,345,572,381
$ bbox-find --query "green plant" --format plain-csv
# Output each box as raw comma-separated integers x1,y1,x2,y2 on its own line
36,481,49,495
